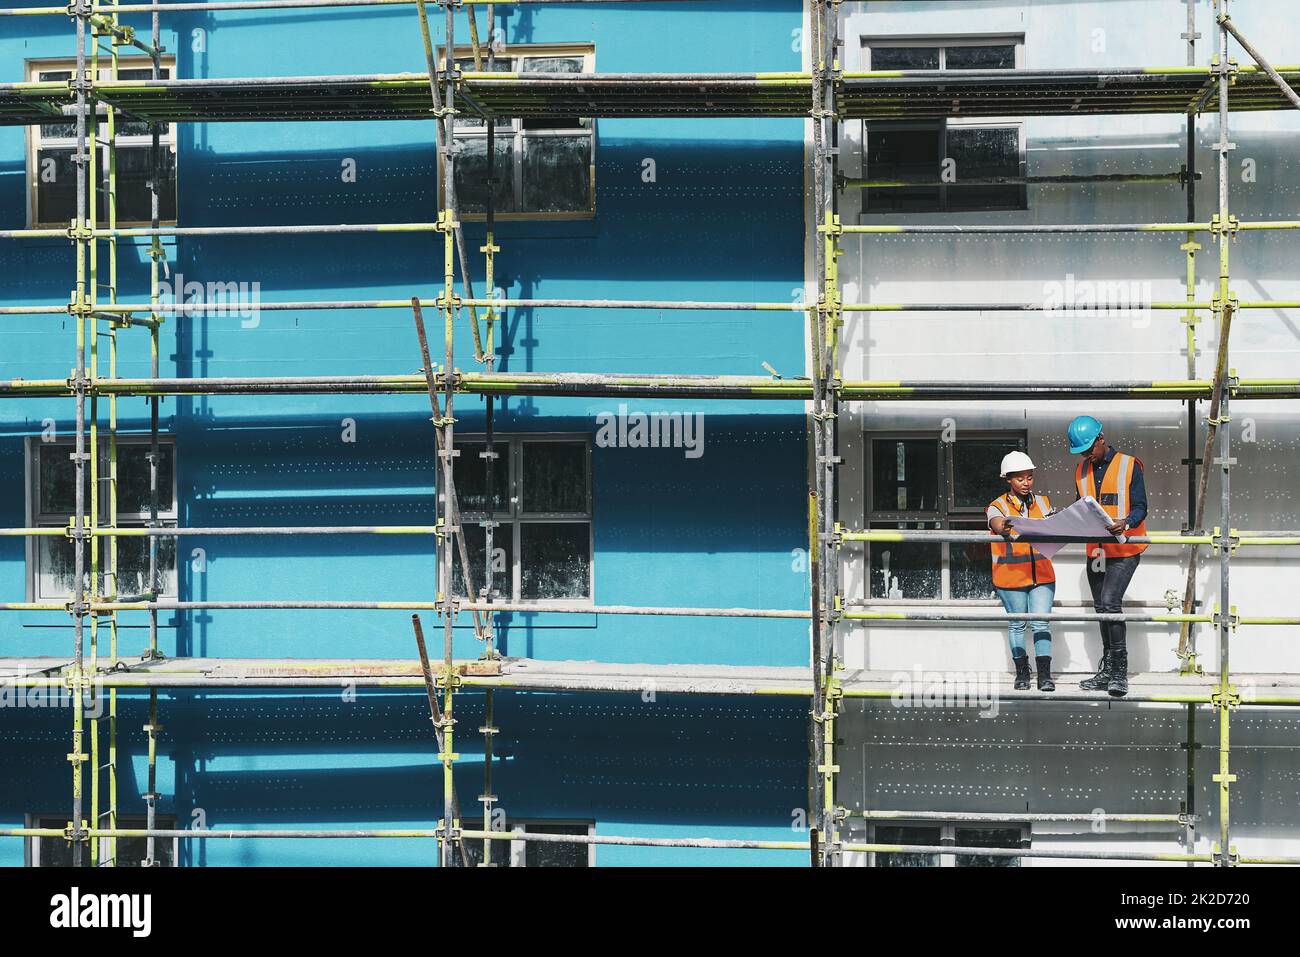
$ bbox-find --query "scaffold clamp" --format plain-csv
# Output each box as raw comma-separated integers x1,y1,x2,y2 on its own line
1210,527,1240,555
1212,681,1242,710
1210,602,1239,632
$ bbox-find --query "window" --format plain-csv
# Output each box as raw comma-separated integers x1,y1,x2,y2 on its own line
27,437,178,602
27,57,178,228
444,435,592,602
28,814,178,867
861,38,1025,213
463,819,594,867
869,822,1027,867
441,44,595,219
864,432,1024,601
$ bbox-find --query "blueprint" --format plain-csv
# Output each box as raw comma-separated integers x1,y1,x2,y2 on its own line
1005,496,1118,559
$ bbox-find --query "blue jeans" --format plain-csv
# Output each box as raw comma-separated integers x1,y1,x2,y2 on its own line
995,582,1055,658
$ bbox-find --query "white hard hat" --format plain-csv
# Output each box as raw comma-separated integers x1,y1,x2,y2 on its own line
999,451,1036,477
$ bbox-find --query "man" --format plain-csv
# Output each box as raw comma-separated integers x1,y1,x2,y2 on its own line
1068,415,1148,697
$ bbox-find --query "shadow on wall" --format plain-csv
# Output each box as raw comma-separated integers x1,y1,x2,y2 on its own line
0,688,810,866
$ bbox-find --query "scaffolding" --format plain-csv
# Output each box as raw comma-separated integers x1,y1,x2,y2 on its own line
1,0,1299,867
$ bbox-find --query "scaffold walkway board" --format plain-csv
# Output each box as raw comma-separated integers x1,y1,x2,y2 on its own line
4,66,1300,125
5,656,1300,704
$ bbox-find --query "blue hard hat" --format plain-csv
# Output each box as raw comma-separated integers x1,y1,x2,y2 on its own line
1067,415,1103,454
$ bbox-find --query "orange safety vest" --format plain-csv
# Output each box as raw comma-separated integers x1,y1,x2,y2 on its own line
1075,451,1148,558
987,492,1056,589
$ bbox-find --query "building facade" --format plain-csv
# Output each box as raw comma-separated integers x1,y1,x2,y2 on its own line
0,0,1297,867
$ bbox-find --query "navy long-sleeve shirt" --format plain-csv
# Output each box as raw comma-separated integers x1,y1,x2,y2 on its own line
1076,445,1148,527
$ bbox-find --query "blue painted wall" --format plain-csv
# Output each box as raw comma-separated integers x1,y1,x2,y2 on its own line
0,0,811,864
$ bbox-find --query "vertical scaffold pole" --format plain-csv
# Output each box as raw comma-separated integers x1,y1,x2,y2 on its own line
1178,0,1202,676
1212,0,1237,869
87,9,103,866
68,0,92,870
805,0,828,868
816,0,844,869
438,0,460,870
143,0,165,868
103,1,123,866
477,1,500,867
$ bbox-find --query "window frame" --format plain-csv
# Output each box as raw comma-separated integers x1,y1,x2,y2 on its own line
437,42,597,222
507,818,596,867
444,433,594,604
24,434,180,603
25,56,179,230
26,812,179,867
862,429,1027,604
859,35,1027,215
867,820,1030,867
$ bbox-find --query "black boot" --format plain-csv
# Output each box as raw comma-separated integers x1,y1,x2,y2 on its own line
1107,641,1129,697
1079,630,1112,691
1036,656,1055,692
1013,654,1031,690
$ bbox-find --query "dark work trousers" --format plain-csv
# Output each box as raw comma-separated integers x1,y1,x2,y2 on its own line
1086,553,1141,656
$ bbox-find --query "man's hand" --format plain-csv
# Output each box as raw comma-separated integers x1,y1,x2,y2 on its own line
1106,520,1127,535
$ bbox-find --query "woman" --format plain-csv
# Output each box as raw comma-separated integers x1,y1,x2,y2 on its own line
986,451,1056,692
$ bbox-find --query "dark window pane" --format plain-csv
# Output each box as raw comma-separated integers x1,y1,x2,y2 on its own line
871,438,938,512
521,523,590,599
950,519,997,601
523,823,589,867
108,146,178,223
449,520,513,600
521,56,585,74
868,524,941,600
114,67,171,136
39,442,174,519
945,45,1016,70
113,533,178,598
453,136,515,214
462,836,512,867
36,536,78,599
955,827,1022,867
454,56,513,130
522,441,586,513
522,136,591,213
452,442,509,512
868,47,940,71
951,437,1022,509
874,825,941,867
38,442,84,516
36,70,74,139
118,443,176,515
33,817,81,867
520,56,588,130
865,125,942,212
109,816,176,867
33,148,78,226
38,527,177,599
947,126,1022,210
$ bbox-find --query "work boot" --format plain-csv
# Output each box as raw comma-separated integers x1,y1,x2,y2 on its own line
1107,643,1129,697
1035,656,1056,692
1078,654,1110,691
1013,654,1031,691
1079,631,1112,691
